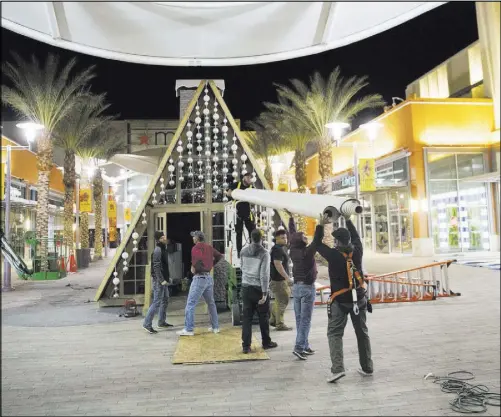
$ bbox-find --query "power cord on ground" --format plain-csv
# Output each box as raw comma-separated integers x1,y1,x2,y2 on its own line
425,371,500,414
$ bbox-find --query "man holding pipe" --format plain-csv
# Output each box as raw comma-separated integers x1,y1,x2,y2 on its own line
313,214,373,383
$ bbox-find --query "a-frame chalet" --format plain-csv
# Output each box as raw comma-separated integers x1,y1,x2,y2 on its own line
95,80,274,306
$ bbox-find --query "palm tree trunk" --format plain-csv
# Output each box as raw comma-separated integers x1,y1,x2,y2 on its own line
93,170,103,260
264,161,273,190
318,138,334,245
80,212,89,249
36,133,53,272
63,150,75,256
294,149,307,233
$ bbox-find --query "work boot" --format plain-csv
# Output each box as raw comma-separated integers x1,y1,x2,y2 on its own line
262,341,278,350
275,324,292,331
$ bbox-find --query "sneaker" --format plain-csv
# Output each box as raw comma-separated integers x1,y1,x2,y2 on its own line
275,325,293,331
327,372,346,383
293,350,308,360
177,329,194,336
262,341,278,350
157,322,173,328
269,322,276,327
242,347,252,354
357,368,373,377
303,348,316,355
143,326,158,334
208,327,220,334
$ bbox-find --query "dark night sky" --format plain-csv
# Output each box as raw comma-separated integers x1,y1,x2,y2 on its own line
1,2,479,128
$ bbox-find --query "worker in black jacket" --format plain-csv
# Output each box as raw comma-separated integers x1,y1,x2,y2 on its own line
313,215,373,383
143,231,173,334
227,172,256,257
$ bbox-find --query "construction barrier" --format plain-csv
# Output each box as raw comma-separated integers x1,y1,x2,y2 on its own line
315,260,460,306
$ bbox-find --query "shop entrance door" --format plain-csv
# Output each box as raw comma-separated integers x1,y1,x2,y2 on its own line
388,190,412,254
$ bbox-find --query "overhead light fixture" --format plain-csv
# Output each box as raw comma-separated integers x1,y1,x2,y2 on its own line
325,122,350,143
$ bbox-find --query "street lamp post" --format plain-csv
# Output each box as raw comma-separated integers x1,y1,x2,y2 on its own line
2,122,44,291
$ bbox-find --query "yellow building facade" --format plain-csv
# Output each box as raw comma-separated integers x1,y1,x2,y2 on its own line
288,98,499,256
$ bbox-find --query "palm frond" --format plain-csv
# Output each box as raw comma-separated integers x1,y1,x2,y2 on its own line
2,53,96,134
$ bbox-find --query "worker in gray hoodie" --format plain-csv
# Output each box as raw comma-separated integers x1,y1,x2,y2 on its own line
240,229,278,354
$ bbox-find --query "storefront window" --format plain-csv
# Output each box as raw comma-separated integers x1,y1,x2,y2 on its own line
373,193,389,253
427,150,489,253
428,152,457,180
456,153,485,179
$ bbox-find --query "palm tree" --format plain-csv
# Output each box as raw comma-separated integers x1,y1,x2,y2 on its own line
77,124,124,259
259,103,313,231
2,53,95,271
245,114,288,189
53,94,112,257
270,67,384,241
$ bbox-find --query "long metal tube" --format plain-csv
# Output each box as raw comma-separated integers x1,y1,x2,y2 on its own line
231,188,362,223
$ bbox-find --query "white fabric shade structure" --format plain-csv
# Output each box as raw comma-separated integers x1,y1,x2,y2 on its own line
2,1,444,66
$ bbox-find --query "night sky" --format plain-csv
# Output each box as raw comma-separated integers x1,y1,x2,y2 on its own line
1,2,479,128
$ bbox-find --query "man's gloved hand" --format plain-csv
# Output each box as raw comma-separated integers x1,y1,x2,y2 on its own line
161,280,168,286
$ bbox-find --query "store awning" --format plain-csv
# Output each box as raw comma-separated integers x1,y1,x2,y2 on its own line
1,2,444,66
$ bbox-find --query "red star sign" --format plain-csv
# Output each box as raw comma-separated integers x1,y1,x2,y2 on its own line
139,135,149,145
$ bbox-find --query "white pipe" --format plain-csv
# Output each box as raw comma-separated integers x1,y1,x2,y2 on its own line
231,189,362,223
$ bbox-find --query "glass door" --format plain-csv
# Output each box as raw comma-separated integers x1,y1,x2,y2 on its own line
359,195,373,251
373,193,389,253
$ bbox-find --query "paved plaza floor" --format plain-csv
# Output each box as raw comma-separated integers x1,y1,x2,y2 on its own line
1,252,500,416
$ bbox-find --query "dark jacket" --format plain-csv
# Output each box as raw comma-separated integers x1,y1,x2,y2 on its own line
313,220,363,303
229,181,253,219
288,218,318,285
151,242,170,284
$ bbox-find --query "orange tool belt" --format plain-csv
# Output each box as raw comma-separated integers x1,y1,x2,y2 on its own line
328,251,365,304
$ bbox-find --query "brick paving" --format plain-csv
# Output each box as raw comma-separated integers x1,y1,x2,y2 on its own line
1,252,500,416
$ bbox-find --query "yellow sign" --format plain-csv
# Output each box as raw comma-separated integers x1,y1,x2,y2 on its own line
124,207,131,223
0,163,4,200
79,188,92,213
107,200,117,218
359,158,376,192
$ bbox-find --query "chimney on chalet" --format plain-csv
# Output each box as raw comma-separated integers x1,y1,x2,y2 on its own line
175,80,226,120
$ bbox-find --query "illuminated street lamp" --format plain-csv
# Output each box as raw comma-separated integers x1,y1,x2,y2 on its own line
360,122,383,143
325,121,350,145
15,122,44,149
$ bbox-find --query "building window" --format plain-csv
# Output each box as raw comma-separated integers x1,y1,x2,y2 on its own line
427,150,490,253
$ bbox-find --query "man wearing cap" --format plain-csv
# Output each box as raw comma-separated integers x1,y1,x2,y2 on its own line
177,231,223,337
313,215,373,383
143,231,173,334
226,172,256,257
240,228,278,353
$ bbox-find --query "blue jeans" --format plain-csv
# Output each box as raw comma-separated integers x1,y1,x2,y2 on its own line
184,275,219,332
293,283,316,352
143,280,169,328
